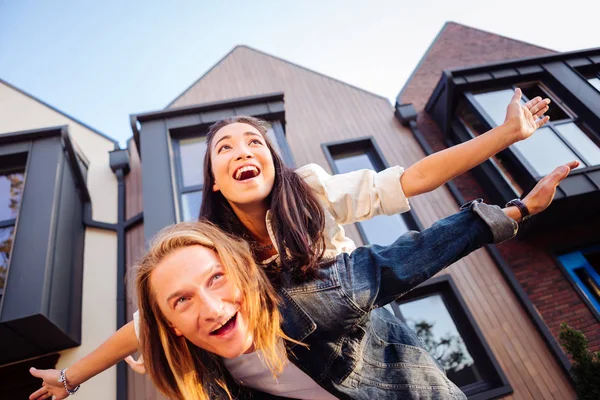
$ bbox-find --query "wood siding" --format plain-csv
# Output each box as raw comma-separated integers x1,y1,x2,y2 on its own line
125,140,168,400
126,46,574,399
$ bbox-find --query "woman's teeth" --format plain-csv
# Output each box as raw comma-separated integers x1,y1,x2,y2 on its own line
235,166,259,180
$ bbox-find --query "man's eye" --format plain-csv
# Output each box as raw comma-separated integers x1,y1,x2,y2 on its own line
211,273,224,284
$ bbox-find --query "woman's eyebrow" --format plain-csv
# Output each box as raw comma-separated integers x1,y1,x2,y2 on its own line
213,131,262,149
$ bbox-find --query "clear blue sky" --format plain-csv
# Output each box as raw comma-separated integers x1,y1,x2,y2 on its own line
1,0,598,145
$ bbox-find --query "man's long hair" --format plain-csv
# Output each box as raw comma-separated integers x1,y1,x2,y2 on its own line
135,221,292,400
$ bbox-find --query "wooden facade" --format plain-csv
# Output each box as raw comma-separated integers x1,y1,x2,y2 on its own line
124,45,575,399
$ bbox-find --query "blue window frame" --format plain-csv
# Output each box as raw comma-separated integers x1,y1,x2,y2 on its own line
558,247,600,317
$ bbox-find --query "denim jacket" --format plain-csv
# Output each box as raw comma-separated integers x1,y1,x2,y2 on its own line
275,200,515,400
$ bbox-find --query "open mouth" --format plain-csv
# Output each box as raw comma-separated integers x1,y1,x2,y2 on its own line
233,165,260,181
210,312,238,336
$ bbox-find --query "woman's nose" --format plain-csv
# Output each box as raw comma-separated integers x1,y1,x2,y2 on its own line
234,146,253,161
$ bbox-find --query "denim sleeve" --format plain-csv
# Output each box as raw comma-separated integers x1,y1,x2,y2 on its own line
342,202,516,310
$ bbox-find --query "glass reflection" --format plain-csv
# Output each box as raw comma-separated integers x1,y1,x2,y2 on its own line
511,127,582,177
555,123,600,166
181,190,202,222
0,227,15,292
332,151,409,245
588,77,600,92
397,294,482,387
264,123,282,156
472,89,515,126
0,172,24,221
179,137,207,187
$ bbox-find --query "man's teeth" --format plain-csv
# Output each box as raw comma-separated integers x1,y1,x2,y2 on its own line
211,314,235,333
235,166,258,180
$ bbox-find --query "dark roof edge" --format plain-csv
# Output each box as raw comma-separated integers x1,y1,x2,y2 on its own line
0,78,119,145
449,46,600,75
135,92,284,122
0,125,91,203
131,92,285,153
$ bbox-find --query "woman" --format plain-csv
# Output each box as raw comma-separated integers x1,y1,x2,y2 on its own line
30,89,562,399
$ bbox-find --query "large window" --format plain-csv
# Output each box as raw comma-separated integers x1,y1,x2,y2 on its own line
467,83,600,178
558,247,600,317
172,120,291,222
0,167,24,298
323,138,416,246
389,277,512,398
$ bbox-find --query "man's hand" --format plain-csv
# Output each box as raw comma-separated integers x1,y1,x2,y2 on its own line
523,160,580,216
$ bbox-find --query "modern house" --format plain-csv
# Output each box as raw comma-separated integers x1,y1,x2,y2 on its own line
3,21,599,400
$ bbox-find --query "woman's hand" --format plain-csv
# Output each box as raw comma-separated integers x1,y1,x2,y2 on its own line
29,368,68,400
505,88,551,141
125,355,147,374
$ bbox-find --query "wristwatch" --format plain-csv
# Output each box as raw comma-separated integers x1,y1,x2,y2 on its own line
505,198,531,222
58,368,80,396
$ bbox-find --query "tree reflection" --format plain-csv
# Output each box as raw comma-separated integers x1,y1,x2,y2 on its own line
410,318,482,386
0,172,24,293
0,228,14,291
413,320,468,370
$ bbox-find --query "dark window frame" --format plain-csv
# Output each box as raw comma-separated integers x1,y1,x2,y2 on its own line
465,82,600,179
556,246,600,322
389,275,513,399
321,136,422,246
170,118,294,222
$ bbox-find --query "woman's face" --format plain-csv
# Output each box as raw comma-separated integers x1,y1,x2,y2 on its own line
150,245,254,359
210,122,275,208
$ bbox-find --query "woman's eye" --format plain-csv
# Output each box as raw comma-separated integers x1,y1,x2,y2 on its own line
249,139,262,145
217,144,231,153
211,273,224,285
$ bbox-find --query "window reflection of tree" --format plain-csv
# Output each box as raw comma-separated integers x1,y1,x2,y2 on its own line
397,294,484,387
0,228,14,291
0,172,24,293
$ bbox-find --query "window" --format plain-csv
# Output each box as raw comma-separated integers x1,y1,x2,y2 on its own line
0,167,24,297
389,277,511,398
172,120,290,222
558,247,600,316
587,71,600,92
468,83,600,178
323,138,416,246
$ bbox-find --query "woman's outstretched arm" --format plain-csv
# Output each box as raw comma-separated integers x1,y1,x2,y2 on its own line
401,88,550,198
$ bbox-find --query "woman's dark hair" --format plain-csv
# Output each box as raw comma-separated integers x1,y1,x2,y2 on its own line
199,116,326,279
